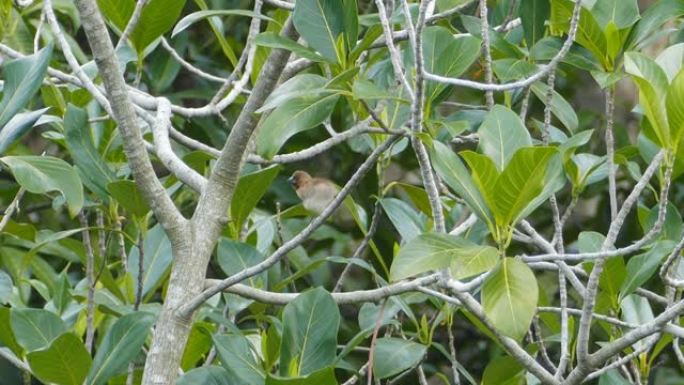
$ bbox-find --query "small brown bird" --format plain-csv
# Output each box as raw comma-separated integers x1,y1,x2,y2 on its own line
288,170,338,214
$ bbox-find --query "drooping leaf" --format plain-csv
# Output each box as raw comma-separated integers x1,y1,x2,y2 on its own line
280,288,339,376
379,198,425,243
86,312,156,385
531,81,579,132
0,156,84,217
256,93,340,158
0,108,48,155
0,44,52,128
10,308,67,352
372,338,427,379
390,233,498,281
107,180,150,218
172,10,275,37
64,104,116,201
231,165,281,234
431,141,492,228
27,333,92,385
292,0,346,63
128,224,173,298
176,366,232,385
259,74,328,112
520,0,550,46
214,334,265,385
477,105,532,171
482,258,538,341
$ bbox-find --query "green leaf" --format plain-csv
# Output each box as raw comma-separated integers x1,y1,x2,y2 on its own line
97,0,186,54
214,334,265,385
477,105,532,171
422,26,481,104
10,308,67,352
390,233,498,281
267,366,337,385
217,239,266,288
231,165,281,234
64,104,116,201
0,308,23,356
667,68,684,150
256,93,340,158
626,0,684,50
128,224,172,298
598,369,631,385
482,355,525,385
27,333,92,385
107,180,150,218
254,32,330,63
259,74,328,112
293,0,346,63
86,312,155,385
0,44,52,128
619,241,675,299
379,198,424,243
625,51,670,148
431,141,492,228
172,10,275,37
460,151,500,212
177,366,232,385
372,338,427,379
550,0,607,67
0,156,84,217
493,147,557,226
0,108,48,155
520,0,550,46
342,0,358,53
592,0,640,30
0,270,12,305
482,258,538,341
280,288,339,376
530,82,579,132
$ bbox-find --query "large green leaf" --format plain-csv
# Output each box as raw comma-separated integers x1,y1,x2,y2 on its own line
254,32,330,63
666,68,684,150
625,51,670,148
86,311,155,385
372,338,427,379
172,10,274,37
550,0,607,67
431,141,492,228
592,0,640,29
619,241,674,300
280,288,339,376
256,93,340,159
128,224,172,298
64,104,116,201
266,366,337,385
481,355,525,385
177,366,232,385
231,165,281,234
259,75,329,112
460,151,499,211
626,0,684,50
390,233,498,281
520,0,549,46
292,0,345,63
477,105,532,171
10,308,67,352
422,26,481,104
27,333,91,385
379,197,425,243
214,334,265,385
482,258,538,341
0,44,52,128
493,147,557,226
107,180,150,218
0,156,84,217
217,238,266,288
97,0,186,54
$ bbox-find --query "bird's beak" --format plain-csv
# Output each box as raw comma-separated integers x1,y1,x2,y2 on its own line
287,175,295,185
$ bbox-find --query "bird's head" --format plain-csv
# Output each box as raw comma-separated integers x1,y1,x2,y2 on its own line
288,170,312,190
